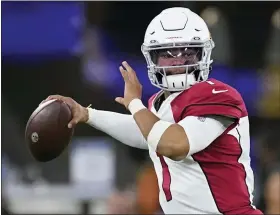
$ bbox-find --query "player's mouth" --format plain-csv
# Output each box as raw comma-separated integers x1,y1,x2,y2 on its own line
165,67,186,76
166,71,186,76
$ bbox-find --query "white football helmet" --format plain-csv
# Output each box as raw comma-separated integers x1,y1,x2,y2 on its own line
141,7,215,91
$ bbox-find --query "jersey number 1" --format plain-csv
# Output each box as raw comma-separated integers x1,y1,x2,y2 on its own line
157,153,172,201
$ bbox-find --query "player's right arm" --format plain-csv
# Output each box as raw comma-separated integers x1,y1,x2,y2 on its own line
86,108,148,149
43,95,148,150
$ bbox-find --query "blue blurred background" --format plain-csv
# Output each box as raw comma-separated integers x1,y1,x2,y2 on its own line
1,1,280,214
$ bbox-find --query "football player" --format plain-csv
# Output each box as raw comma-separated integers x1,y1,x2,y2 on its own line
45,7,263,214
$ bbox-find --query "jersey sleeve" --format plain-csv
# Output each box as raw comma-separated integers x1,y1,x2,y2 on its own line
178,115,234,156
87,109,148,150
177,80,248,120
183,93,243,119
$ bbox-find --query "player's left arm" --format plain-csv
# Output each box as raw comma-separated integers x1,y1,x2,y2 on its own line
133,110,234,160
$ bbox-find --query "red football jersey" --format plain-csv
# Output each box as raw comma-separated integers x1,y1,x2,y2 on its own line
147,79,262,214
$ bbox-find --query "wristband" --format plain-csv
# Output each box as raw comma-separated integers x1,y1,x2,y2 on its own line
128,99,147,115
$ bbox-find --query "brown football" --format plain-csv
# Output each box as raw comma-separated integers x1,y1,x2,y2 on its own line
25,99,74,162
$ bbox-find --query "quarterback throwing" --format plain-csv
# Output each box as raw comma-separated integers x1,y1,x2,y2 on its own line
45,7,263,214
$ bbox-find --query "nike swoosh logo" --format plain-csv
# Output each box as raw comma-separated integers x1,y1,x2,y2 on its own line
212,89,228,94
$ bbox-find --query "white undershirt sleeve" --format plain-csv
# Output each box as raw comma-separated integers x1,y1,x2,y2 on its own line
86,108,148,150
178,115,235,156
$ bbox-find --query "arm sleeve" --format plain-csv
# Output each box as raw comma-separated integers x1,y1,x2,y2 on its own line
86,108,148,150
178,115,234,156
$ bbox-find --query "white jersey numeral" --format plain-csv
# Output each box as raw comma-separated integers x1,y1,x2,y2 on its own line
206,81,215,85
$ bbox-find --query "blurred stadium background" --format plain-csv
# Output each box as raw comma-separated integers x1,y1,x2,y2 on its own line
1,1,280,214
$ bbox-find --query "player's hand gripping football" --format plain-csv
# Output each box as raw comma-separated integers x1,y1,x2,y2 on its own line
42,95,88,128
115,61,143,108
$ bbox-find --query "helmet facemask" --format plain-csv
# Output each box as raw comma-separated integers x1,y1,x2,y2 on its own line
142,40,214,91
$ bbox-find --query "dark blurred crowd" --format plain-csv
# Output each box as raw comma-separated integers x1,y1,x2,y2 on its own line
2,1,280,214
